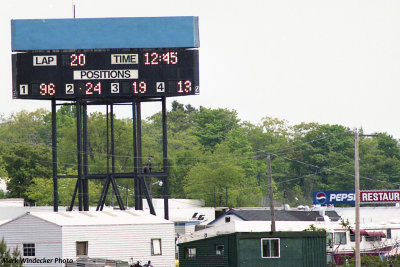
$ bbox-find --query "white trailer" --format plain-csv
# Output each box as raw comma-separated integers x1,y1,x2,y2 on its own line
0,210,175,267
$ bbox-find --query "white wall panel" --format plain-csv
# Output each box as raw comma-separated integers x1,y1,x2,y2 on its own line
62,223,175,267
0,214,63,267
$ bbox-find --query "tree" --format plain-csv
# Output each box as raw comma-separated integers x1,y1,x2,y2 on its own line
0,109,50,145
183,147,261,207
359,133,400,190
193,107,239,151
2,143,51,200
0,237,23,267
26,176,103,206
286,124,355,204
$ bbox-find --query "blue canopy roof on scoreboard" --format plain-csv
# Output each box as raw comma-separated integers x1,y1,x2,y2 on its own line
11,16,199,51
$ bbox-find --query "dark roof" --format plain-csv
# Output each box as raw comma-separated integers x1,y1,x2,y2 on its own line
208,209,341,225
234,210,323,221
325,210,341,221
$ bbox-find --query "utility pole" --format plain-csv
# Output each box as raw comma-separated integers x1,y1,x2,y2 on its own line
226,187,228,207
354,129,360,267
213,185,216,208
126,186,129,208
351,129,377,267
267,155,276,232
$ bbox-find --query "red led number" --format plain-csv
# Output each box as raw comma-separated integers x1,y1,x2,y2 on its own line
70,54,86,67
151,52,159,65
40,83,56,96
133,81,147,94
177,80,192,93
144,52,158,65
169,52,178,64
144,52,178,65
85,82,101,95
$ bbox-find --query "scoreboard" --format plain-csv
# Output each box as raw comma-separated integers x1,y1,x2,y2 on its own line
12,48,199,100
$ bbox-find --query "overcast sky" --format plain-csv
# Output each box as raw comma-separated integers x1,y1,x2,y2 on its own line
2,0,400,137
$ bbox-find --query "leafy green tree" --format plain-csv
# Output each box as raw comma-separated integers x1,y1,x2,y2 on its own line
359,133,400,190
286,124,354,204
142,103,201,198
183,147,261,207
0,152,7,199
0,109,49,145
11,246,22,267
347,254,388,267
26,176,103,206
2,103,400,209
2,143,51,200
193,107,239,151
0,237,23,267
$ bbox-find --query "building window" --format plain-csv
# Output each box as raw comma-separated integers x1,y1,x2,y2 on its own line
184,247,196,258
350,232,355,242
225,217,231,223
349,231,362,242
216,245,224,255
326,232,333,247
76,241,88,256
261,238,280,258
334,232,347,245
23,243,35,257
366,235,382,242
387,229,392,239
151,239,162,256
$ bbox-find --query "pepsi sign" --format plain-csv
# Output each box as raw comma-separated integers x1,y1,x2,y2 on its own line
313,191,355,205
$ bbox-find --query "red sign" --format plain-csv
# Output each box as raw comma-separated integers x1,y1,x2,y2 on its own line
360,190,400,203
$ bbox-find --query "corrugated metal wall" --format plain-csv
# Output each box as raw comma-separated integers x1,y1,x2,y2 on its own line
301,236,327,267
178,234,234,267
237,233,327,267
178,232,327,267
0,215,63,267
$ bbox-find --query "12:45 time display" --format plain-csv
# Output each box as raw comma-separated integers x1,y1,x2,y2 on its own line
144,52,178,65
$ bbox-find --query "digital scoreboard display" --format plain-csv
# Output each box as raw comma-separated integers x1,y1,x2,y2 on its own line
12,48,199,100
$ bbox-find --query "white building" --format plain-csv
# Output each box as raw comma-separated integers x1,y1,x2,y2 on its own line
0,210,175,267
0,178,7,193
142,198,215,224
0,198,24,207
179,206,400,265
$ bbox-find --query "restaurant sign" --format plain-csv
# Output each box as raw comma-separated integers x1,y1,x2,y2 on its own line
313,190,400,205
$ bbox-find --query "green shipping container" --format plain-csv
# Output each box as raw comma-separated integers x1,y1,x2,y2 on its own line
178,231,327,267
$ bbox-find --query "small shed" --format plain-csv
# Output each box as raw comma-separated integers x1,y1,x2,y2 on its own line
178,231,327,267
0,210,175,267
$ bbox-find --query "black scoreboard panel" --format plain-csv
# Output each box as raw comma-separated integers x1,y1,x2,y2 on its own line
12,48,199,100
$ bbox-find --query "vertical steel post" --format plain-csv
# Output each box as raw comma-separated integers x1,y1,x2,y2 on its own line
76,102,83,211
82,102,89,211
69,179,79,211
132,101,139,210
107,104,113,207
110,104,125,210
51,100,58,212
136,101,143,210
111,104,115,175
162,97,169,220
